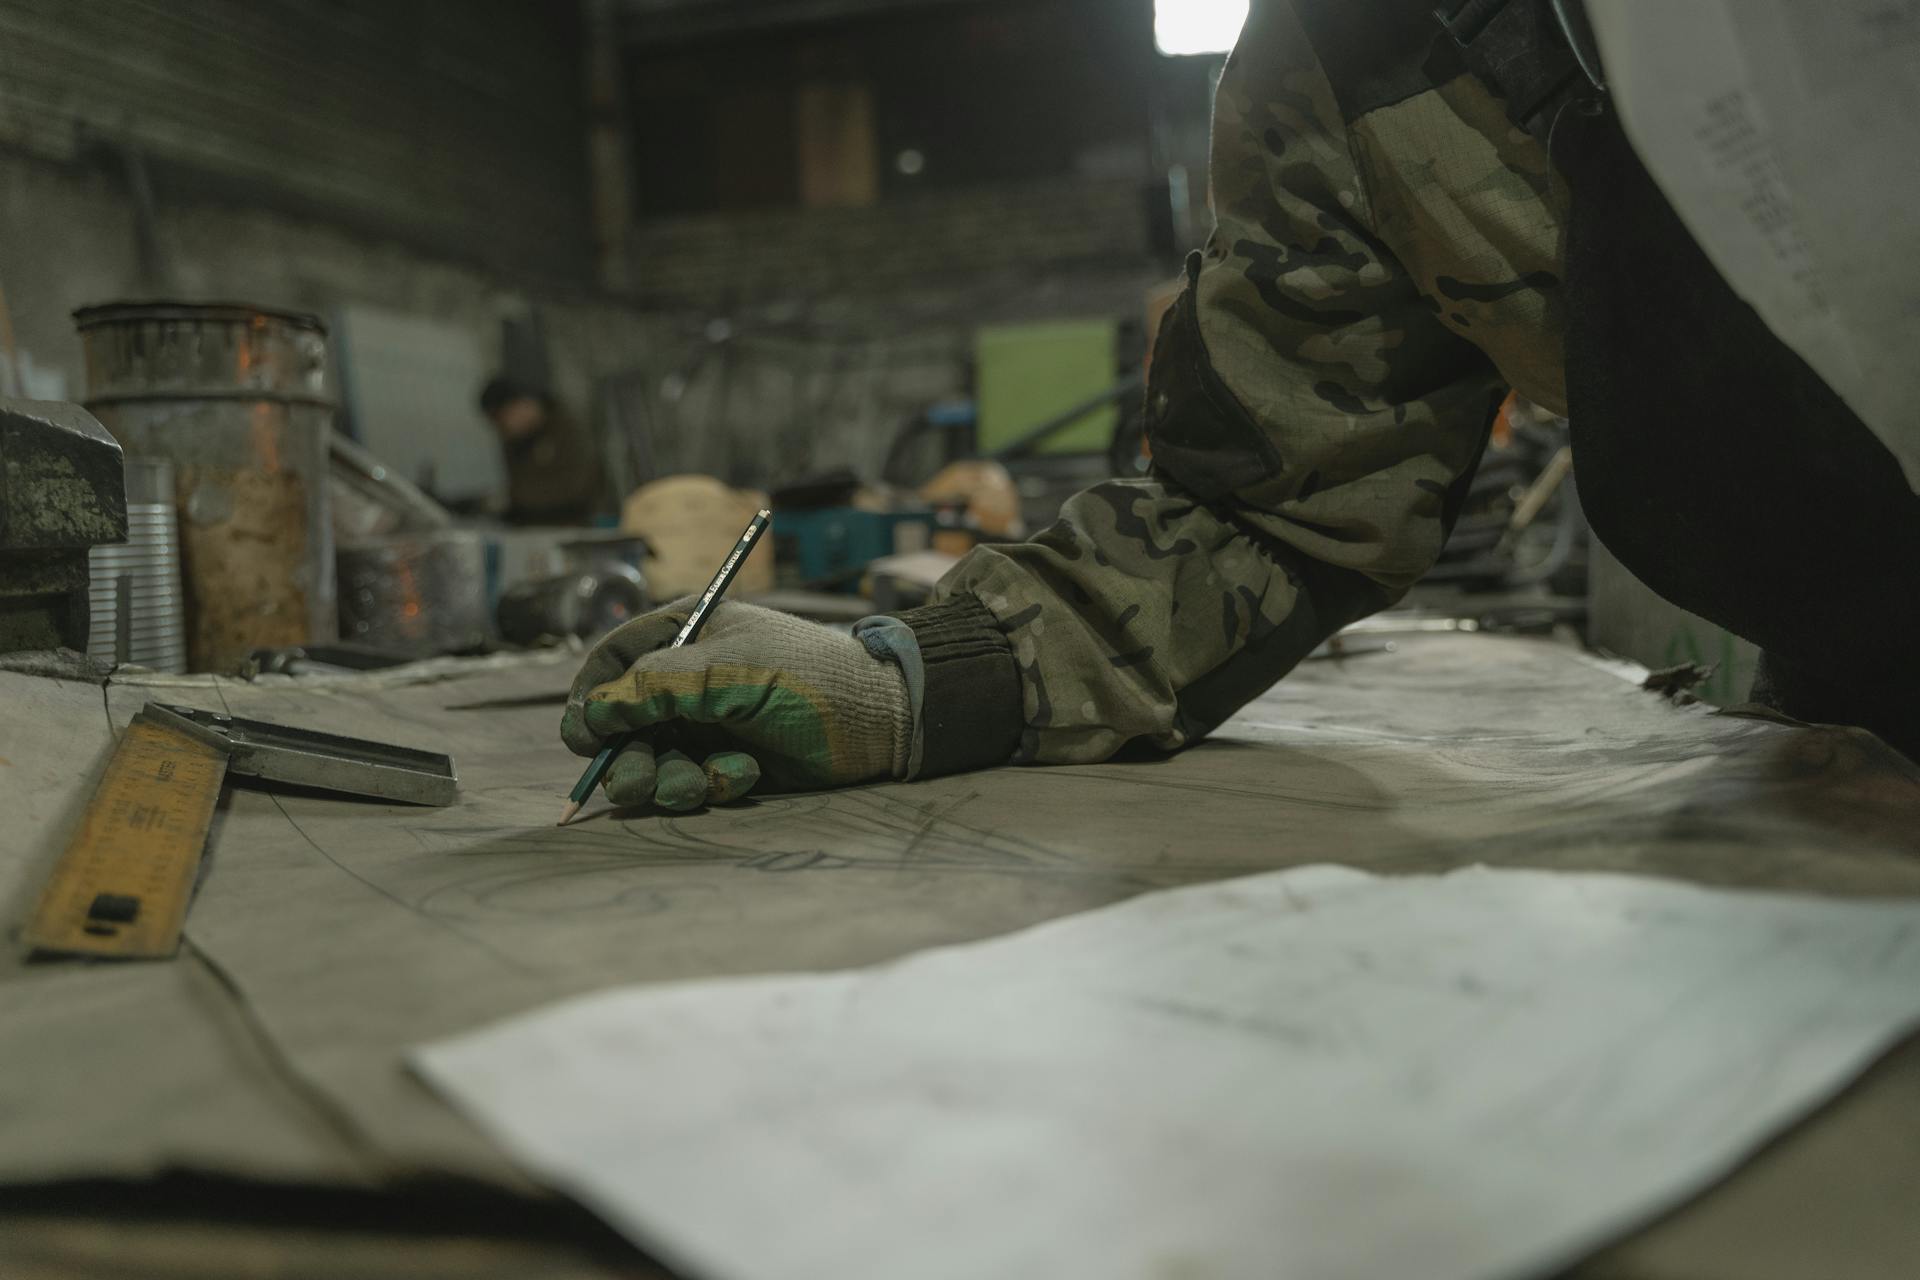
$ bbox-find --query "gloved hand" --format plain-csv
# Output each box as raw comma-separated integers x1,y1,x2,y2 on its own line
559,600,916,811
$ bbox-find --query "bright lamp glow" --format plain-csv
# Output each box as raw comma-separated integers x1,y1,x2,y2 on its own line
1155,0,1249,56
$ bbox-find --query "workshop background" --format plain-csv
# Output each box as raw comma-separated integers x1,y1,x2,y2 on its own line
0,0,1736,678
9,4,1920,1280
0,0,1205,489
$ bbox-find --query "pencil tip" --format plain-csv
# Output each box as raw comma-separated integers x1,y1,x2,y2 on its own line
556,800,580,827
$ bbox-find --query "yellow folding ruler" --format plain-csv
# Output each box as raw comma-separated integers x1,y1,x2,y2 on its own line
24,710,229,959
24,703,457,960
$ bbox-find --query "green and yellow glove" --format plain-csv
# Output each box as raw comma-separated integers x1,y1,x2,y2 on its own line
559,600,920,811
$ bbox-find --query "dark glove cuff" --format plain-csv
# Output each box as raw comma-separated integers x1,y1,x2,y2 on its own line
890,593,1023,777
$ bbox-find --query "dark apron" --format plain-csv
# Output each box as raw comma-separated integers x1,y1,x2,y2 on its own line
1399,0,1920,754
1551,84,1920,757
1287,0,1920,754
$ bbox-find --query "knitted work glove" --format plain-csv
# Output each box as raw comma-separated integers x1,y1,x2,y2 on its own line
560,600,915,811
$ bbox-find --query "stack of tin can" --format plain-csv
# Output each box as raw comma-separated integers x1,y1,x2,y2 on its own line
86,457,187,673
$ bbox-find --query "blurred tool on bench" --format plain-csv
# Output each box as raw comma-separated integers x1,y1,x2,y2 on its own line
0,397,127,658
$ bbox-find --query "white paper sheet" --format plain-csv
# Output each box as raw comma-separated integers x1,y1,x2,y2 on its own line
414,866,1920,1280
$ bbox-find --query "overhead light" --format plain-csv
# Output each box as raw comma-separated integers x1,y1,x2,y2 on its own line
1154,0,1247,56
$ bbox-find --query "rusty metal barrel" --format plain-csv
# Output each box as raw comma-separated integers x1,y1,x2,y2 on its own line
74,301,335,672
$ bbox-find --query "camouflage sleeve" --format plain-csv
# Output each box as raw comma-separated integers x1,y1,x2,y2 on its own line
904,0,1503,769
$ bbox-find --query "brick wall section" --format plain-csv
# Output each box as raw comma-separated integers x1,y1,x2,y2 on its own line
630,176,1153,308
0,0,592,286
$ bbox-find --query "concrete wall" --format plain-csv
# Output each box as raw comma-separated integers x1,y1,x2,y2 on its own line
0,149,525,400
629,175,1154,309
612,170,1162,491
0,0,1181,504
608,257,1159,493
0,140,1160,500
0,0,593,285
0,0,607,458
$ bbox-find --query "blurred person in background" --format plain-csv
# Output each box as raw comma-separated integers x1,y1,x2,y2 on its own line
480,377,602,526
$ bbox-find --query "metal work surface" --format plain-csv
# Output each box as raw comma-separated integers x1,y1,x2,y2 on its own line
2,637,1919,1278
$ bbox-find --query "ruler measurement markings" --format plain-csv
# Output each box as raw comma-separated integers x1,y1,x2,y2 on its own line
25,703,455,959
23,718,230,959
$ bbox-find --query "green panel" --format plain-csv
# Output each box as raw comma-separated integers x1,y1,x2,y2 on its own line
975,319,1118,456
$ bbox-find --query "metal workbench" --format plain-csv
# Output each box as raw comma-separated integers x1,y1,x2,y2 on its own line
3,636,1918,1279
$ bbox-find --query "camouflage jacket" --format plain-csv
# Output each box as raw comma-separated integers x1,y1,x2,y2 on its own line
894,0,1570,774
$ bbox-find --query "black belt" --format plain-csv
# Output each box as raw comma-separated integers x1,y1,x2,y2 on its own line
1432,0,1604,148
